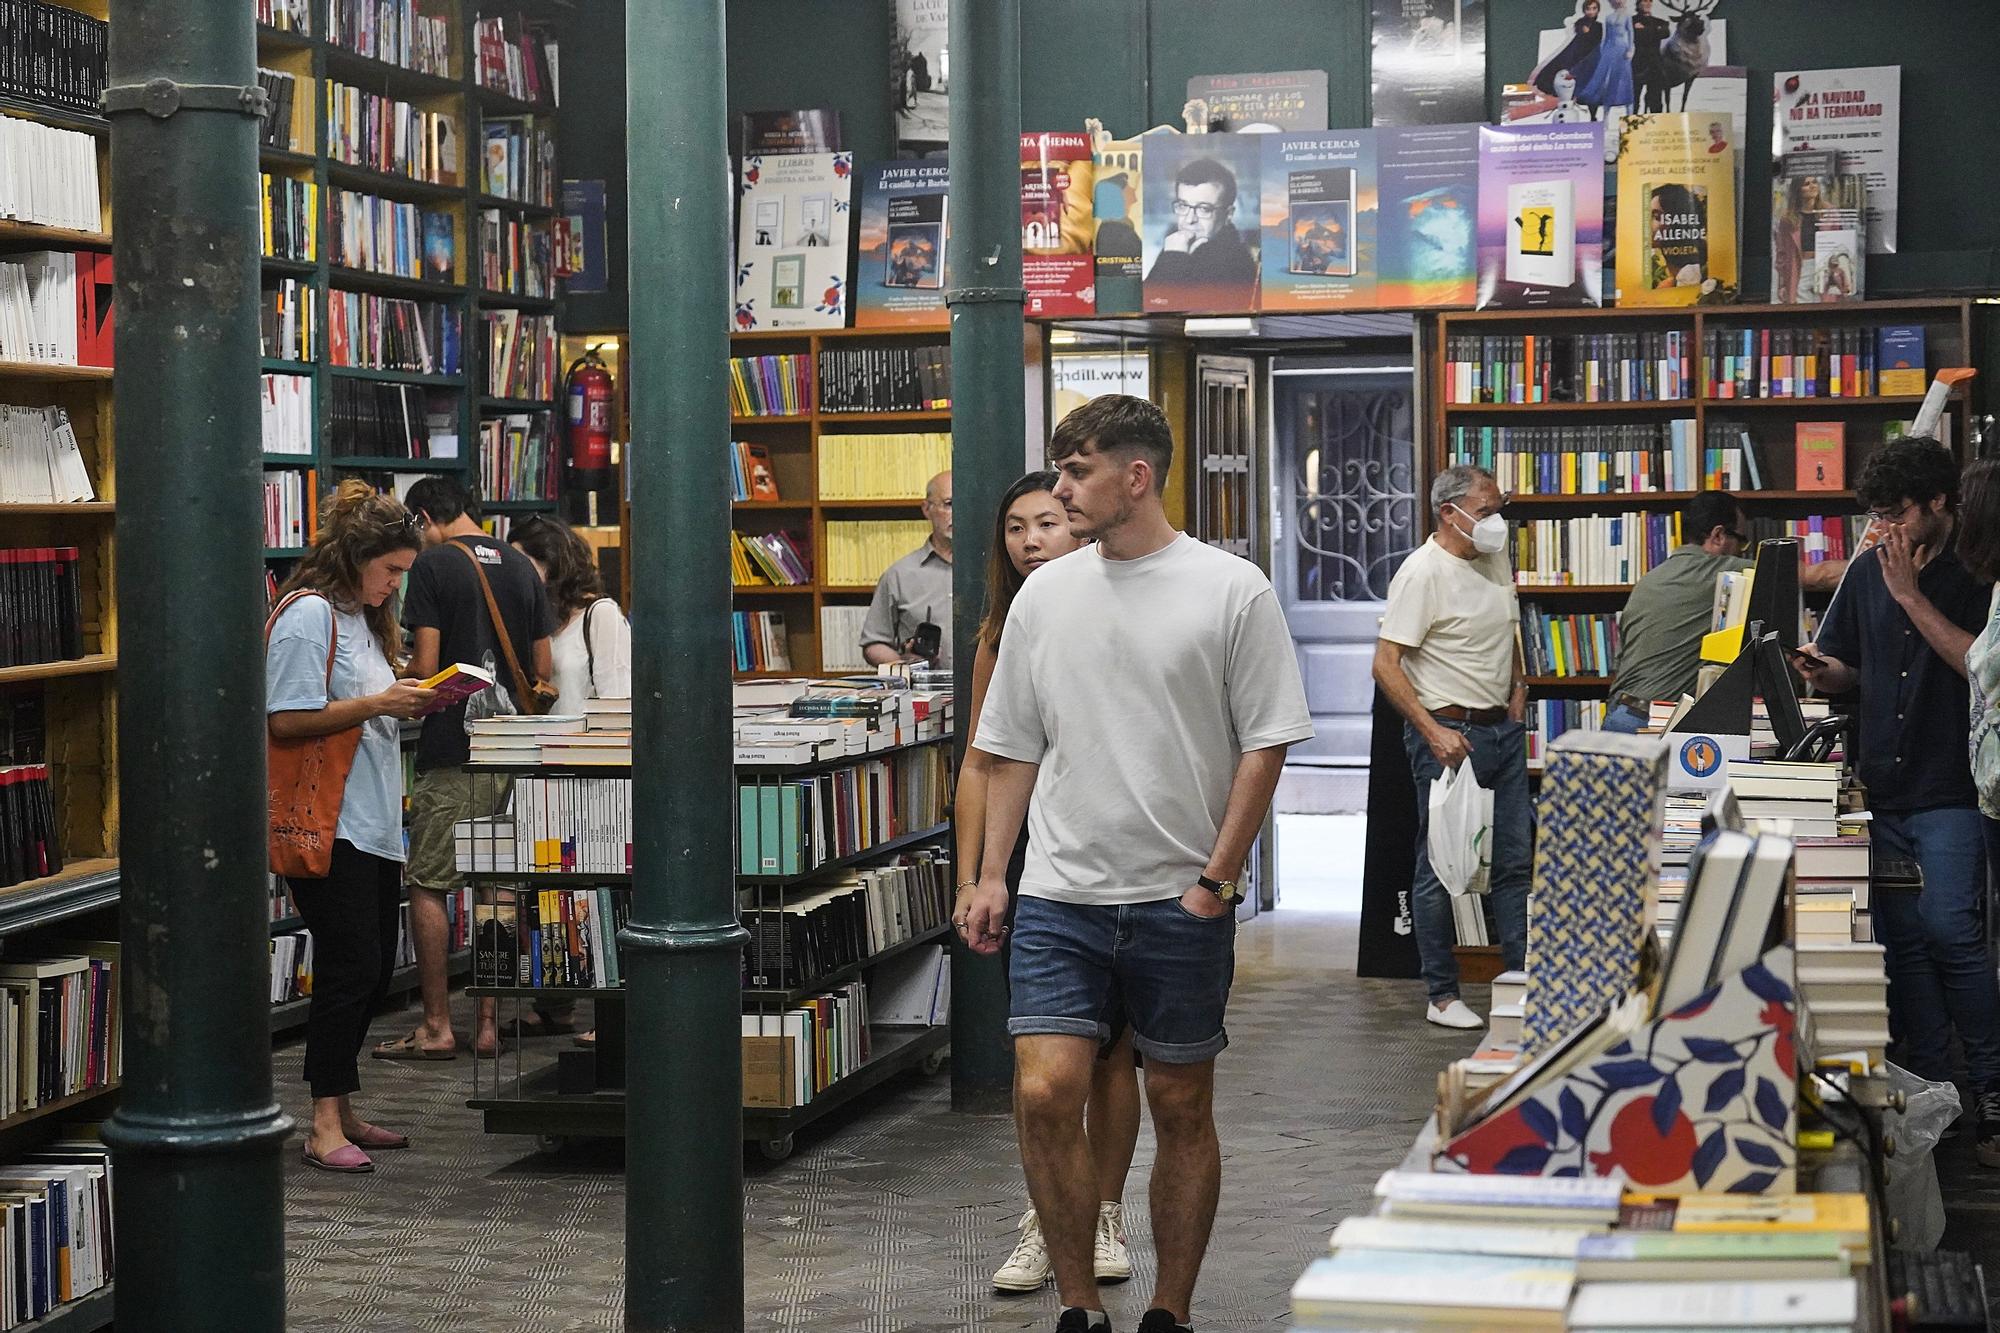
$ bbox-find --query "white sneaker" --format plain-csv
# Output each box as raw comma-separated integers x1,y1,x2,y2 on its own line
1094,1200,1132,1283
993,1208,1052,1292
1426,998,1484,1029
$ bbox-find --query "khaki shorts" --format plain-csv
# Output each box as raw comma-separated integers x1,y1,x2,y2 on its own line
406,767,512,894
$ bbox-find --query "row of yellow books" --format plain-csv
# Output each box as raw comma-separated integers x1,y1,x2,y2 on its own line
824,519,929,587
818,432,951,501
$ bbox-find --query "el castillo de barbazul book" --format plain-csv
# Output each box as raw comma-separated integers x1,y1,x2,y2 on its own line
856,158,950,329
1258,132,1377,310
732,151,853,331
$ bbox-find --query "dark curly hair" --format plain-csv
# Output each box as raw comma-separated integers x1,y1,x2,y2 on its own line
507,514,605,622
1855,435,1958,513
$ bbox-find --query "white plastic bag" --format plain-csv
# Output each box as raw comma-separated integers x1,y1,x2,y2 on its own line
1427,761,1493,897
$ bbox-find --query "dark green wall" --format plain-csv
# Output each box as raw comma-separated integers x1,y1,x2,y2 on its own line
561,0,2000,330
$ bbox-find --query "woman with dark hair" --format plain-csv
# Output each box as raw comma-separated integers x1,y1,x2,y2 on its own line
952,471,1141,1293
266,480,438,1172
509,514,631,1045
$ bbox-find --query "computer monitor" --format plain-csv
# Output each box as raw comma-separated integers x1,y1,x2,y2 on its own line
1745,538,1803,652
1749,629,1808,757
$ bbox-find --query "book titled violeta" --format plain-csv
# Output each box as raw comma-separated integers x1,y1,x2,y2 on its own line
1615,112,1738,305
854,159,949,329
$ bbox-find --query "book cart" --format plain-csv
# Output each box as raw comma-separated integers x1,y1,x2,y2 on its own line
462,732,955,1161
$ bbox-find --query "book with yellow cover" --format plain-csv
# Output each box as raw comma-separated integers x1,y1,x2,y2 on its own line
1615,112,1737,305
418,662,495,713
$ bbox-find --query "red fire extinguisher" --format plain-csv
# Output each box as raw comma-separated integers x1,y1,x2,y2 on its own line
564,346,615,473
563,346,615,525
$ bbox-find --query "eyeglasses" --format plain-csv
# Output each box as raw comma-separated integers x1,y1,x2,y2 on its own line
1171,199,1221,221
1868,501,1918,525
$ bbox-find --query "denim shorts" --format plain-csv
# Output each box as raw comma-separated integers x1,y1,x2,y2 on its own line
1006,894,1236,1064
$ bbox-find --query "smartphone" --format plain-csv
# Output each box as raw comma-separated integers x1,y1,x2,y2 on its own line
1788,647,1829,670
908,621,942,661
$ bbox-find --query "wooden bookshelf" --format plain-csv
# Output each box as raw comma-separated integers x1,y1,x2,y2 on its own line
727,327,951,677
255,3,563,561
1433,299,1974,737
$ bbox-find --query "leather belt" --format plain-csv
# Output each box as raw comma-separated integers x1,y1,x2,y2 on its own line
1430,705,1507,725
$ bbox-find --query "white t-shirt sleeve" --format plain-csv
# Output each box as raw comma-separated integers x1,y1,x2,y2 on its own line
1377,551,1436,649
1227,587,1316,751
971,603,1047,764
266,596,335,714
587,601,633,698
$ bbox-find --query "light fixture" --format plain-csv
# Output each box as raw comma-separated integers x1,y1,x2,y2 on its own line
1048,330,1081,346
1183,317,1257,338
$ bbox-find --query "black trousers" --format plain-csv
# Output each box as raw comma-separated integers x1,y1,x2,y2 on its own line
287,840,402,1099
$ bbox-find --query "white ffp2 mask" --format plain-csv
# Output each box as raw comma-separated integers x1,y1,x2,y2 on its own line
1449,503,1508,555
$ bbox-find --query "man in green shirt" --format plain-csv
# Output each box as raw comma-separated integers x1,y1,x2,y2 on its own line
1604,492,1846,732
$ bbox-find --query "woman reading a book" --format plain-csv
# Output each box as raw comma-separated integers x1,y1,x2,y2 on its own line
509,515,632,1048
951,472,1142,1293
265,481,437,1173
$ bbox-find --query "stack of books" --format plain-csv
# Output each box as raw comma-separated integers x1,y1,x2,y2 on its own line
816,432,953,501
1487,970,1525,1047
1797,940,1890,1068
270,929,313,1003
824,519,932,586
1655,793,1709,942
0,950,118,1111
467,714,585,765
738,848,953,990
1727,759,1842,838
1798,832,1872,943
0,1132,115,1325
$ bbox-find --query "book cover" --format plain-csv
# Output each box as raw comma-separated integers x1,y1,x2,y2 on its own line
854,158,949,329
1020,131,1096,317
1774,65,1900,254
1376,123,1478,308
422,211,454,280
1794,423,1845,490
732,151,853,331
1476,122,1602,308
744,443,779,500
736,108,842,157
1615,112,1737,305
1258,133,1377,311
1878,324,1925,395
1091,136,1146,316
1186,70,1329,132
1141,131,1261,314
1810,210,1863,302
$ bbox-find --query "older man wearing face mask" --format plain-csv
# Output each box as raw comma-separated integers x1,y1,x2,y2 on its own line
1372,464,1530,1030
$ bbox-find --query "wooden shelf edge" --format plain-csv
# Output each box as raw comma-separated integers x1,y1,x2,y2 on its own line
0,859,120,934
0,362,113,382
0,220,111,248
0,1082,119,1139
0,503,113,515
0,655,116,685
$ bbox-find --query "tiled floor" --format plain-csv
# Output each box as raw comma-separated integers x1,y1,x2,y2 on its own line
281,893,2000,1330
283,910,1462,1331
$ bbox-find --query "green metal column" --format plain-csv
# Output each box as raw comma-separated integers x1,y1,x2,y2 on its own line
947,0,1027,1115
623,1,748,1329
98,0,291,1327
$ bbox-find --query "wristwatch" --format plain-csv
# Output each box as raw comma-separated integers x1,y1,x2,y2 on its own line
1197,874,1242,905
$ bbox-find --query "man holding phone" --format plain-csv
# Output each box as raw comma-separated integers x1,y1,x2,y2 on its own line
1795,436,2000,1166
861,469,954,667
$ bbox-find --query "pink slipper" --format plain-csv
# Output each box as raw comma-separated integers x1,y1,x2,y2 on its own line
303,1143,374,1173
347,1125,410,1150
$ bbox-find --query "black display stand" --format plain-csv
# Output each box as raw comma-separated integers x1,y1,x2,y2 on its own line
1358,687,1422,979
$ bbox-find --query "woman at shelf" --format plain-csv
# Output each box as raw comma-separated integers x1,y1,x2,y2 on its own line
508,514,632,1049
951,471,1142,1293
265,481,438,1173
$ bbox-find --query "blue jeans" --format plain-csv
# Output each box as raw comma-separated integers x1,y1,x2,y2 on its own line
1874,807,2000,1090
1602,700,1648,734
1403,719,1531,1002
1006,894,1236,1064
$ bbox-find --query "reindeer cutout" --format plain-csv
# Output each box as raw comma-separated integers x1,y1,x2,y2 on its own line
1653,0,1720,112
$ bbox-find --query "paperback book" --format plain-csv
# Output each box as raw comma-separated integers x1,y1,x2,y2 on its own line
1476,122,1603,308
733,151,854,331
1021,132,1096,317
1614,112,1737,305
855,159,949,329
1258,133,1376,310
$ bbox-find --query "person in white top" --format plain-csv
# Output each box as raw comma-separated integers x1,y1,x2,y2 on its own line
963,395,1313,1333
508,514,632,1046
1371,464,1530,1031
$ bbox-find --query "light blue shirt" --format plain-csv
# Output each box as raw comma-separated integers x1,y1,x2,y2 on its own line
266,595,405,864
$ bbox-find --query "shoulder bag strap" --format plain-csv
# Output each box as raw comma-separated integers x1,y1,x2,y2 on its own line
266,589,337,690
584,592,604,688
450,539,536,704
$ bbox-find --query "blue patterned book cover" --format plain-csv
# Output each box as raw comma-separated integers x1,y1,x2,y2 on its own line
1523,731,1667,1052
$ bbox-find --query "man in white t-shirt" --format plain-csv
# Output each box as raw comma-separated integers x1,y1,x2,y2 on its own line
964,395,1313,1333
1371,464,1529,1031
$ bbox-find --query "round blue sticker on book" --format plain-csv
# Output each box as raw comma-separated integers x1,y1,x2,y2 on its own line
1679,735,1724,778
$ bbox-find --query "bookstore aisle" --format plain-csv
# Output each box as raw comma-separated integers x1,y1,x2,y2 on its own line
281,911,1455,1331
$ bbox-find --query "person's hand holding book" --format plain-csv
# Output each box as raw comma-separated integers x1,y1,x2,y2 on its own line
373,680,439,720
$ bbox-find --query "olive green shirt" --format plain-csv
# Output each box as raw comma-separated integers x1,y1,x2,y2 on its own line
1609,545,1752,705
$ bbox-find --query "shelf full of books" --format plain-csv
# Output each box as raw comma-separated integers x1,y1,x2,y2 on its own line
0,9,120,919
246,0,564,580
1431,300,1972,760
725,330,954,678
459,678,955,1153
